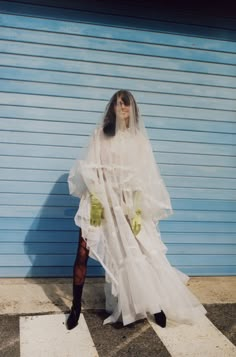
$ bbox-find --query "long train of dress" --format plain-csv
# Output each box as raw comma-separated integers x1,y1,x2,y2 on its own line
75,200,207,326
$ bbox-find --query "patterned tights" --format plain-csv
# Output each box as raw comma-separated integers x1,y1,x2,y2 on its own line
73,231,89,286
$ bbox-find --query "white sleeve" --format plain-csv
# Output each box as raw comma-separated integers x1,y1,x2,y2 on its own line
138,133,174,222
68,129,99,198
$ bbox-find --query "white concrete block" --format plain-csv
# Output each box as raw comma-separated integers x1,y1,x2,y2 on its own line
148,315,236,357
20,313,98,357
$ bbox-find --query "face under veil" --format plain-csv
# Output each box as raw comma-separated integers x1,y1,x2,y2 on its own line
102,90,144,136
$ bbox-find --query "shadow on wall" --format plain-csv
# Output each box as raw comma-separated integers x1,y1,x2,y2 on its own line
24,173,80,311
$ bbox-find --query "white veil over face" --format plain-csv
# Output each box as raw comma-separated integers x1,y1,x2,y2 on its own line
102,90,141,136
69,90,173,223
68,90,207,327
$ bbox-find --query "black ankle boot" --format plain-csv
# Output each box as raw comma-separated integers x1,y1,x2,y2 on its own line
66,284,84,330
154,310,166,328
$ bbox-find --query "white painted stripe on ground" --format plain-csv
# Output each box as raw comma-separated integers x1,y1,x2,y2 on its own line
148,315,236,357
20,313,99,357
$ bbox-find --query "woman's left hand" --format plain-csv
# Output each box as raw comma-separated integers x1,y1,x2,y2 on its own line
131,209,142,236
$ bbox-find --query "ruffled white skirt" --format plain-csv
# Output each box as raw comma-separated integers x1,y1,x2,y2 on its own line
74,194,207,326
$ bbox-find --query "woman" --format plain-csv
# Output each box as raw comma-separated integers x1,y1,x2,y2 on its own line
67,90,207,330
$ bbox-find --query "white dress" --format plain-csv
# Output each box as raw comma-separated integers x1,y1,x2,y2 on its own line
68,127,207,326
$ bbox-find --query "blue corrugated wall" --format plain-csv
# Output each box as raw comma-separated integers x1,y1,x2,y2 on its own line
0,1,235,277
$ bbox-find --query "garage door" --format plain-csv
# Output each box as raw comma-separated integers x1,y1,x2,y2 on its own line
0,1,235,277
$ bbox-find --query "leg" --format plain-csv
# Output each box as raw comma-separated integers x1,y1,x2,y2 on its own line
66,229,89,330
73,231,89,286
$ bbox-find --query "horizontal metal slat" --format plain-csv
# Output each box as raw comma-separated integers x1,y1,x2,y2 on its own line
0,253,235,266
1,80,236,111
1,242,235,255
1,93,235,121
1,66,236,99
0,0,235,40
1,142,236,166
1,218,236,232
1,156,236,178
1,56,236,88
1,27,236,65
0,266,105,278
0,230,235,244
1,13,236,52
1,41,235,77
0,265,234,277
0,205,236,221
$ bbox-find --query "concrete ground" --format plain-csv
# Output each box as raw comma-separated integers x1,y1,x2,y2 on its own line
0,276,235,356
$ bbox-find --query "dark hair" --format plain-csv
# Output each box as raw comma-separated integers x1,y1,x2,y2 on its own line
103,90,139,136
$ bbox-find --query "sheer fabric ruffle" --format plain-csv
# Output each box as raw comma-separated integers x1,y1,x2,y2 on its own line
68,127,207,326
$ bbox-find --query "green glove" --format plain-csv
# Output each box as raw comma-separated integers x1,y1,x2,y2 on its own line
131,209,142,236
90,194,104,227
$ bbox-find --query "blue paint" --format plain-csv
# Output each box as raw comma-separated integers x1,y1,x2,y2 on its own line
1,26,236,65
0,265,235,277
1,79,236,111
0,13,236,52
1,242,235,255
1,59,236,87
1,66,236,98
0,252,235,266
1,218,236,233
1,179,236,197
0,41,236,77
0,1,235,277
0,266,105,278
1,230,235,244
0,0,236,40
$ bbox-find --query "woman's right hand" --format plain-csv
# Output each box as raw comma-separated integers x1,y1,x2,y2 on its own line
90,194,104,226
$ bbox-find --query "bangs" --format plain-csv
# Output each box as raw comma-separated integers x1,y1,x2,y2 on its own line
116,90,131,106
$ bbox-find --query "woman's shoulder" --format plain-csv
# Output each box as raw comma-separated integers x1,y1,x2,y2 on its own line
89,126,103,139
89,126,110,146
136,129,148,141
